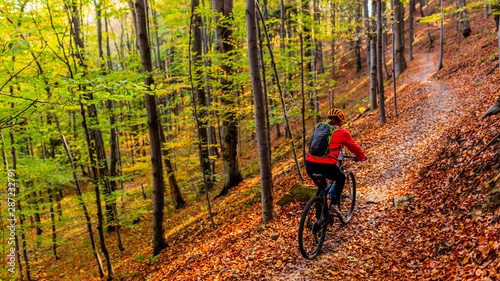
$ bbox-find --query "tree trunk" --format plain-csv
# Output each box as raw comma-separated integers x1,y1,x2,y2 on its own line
107,100,118,195
9,126,32,280
247,0,274,223
426,0,434,45
370,0,378,111
65,2,114,275
55,117,105,278
377,0,386,125
80,102,114,278
355,4,362,72
364,0,370,72
193,0,214,191
331,1,336,108
459,0,472,38
257,6,304,181
134,0,168,256
213,0,243,196
151,1,163,70
439,0,444,70
392,14,399,117
409,0,414,61
394,0,407,76
159,120,186,209
46,125,60,261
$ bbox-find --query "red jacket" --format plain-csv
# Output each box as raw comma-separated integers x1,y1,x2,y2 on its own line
306,127,366,165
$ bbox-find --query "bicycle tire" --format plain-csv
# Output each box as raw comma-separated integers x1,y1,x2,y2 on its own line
298,196,328,260
339,171,356,224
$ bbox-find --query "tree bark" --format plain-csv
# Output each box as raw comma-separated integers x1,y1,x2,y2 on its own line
193,0,214,191
409,0,414,61
370,0,378,111
79,102,114,278
331,1,336,108
377,0,386,124
439,0,444,70
355,4,362,72
394,0,407,76
426,0,434,45
9,122,32,279
159,120,186,209
134,0,168,256
246,0,274,223
364,0,370,72
459,0,472,38
213,0,243,196
55,118,105,278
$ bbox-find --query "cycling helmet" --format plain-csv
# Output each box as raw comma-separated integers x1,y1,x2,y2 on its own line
327,108,345,123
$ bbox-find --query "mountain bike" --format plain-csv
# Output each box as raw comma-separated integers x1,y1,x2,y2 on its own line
298,150,358,260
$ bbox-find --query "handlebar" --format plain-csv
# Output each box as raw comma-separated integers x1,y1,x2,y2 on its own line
343,155,359,161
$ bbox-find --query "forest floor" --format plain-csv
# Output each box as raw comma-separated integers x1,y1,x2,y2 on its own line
116,10,500,281
26,3,500,281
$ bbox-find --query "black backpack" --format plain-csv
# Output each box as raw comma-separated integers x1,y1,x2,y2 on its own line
308,123,340,158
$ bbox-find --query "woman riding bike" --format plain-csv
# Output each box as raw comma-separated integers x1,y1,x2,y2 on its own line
305,108,367,216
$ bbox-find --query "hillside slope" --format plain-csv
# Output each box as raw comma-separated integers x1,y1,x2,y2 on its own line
114,3,500,281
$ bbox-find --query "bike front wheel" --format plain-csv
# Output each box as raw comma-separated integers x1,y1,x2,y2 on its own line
298,196,328,260
339,171,356,224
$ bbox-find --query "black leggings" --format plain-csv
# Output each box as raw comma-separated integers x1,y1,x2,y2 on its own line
305,160,345,203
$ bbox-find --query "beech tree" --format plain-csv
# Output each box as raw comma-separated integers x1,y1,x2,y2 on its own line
246,0,274,223
377,0,386,124
369,0,378,111
213,0,243,196
393,0,407,76
134,0,167,256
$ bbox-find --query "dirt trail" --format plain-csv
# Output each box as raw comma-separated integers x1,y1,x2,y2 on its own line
276,51,470,280
357,51,466,202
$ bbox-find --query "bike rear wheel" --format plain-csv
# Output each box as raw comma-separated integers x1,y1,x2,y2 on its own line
298,196,328,260
339,171,356,224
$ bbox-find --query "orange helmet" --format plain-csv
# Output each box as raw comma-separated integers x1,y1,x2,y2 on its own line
327,108,345,123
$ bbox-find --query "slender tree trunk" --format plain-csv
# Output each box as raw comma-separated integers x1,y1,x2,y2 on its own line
355,4,362,72
159,121,186,209
151,0,163,70
257,5,304,181
364,0,370,72
377,0,386,124
331,1,336,108
30,189,42,236
80,102,114,278
46,129,60,261
213,0,243,196
392,16,398,117
256,19,272,167
107,100,118,194
409,0,414,61
459,0,472,38
426,0,434,45
9,125,32,280
247,0,274,223
394,0,407,76
193,0,214,191
55,117,105,278
439,0,444,70
370,0,378,111
134,0,168,256
300,35,306,166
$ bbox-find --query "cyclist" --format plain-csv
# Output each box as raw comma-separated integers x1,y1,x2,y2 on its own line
305,108,367,217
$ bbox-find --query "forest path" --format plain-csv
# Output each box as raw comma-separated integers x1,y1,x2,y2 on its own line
276,51,470,280
355,51,466,202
